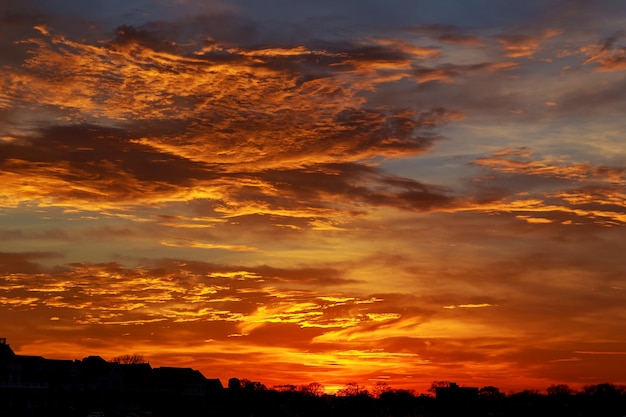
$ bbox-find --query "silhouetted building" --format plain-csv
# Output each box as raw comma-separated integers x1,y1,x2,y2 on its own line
0,338,224,416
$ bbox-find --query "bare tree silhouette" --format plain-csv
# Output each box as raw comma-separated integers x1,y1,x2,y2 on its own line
110,353,147,364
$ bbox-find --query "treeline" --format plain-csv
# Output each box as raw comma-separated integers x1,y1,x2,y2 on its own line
208,379,626,417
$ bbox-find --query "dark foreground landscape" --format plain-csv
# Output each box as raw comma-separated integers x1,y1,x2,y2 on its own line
1,339,625,417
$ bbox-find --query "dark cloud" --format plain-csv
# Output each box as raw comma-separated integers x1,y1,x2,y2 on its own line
0,229,71,241
0,252,63,273
138,13,261,49
232,163,455,214
0,123,220,204
111,24,180,53
550,76,626,117
408,24,486,46
413,61,518,84
254,265,359,286
0,122,455,218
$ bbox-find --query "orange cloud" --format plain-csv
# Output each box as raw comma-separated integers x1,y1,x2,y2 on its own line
460,148,626,226
582,32,626,72
497,29,561,58
0,26,466,227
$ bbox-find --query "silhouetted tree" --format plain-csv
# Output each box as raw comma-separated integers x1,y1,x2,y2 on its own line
479,385,504,399
547,383,573,397
583,382,624,398
372,381,392,398
273,384,298,392
428,380,450,395
337,382,366,396
378,388,419,416
241,378,267,391
110,353,146,364
299,382,325,396
335,382,375,417
477,385,506,417
580,383,626,416
508,389,545,417
542,384,576,417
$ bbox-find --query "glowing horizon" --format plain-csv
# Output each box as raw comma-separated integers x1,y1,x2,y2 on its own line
1,0,625,394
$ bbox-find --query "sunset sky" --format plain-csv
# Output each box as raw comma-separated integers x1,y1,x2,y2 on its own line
1,0,626,393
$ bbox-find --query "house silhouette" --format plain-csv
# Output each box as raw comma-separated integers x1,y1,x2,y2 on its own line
0,338,223,416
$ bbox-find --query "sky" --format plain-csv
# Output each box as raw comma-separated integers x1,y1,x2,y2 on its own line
1,0,625,394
